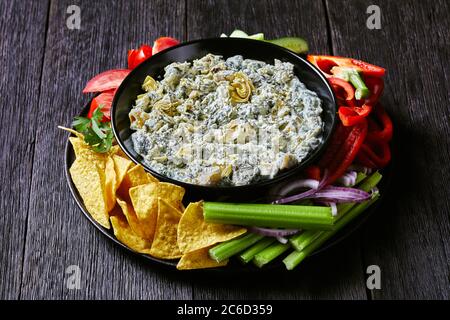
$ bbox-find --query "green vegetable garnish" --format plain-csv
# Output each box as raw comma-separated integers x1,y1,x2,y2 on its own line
253,242,290,268
209,233,263,262
72,106,113,153
238,237,276,264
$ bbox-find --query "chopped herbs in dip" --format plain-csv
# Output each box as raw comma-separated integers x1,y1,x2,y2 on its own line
129,54,323,186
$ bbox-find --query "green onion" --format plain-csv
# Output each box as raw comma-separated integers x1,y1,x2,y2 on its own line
253,242,291,268
289,171,382,251
283,192,380,270
238,237,276,264
204,202,334,230
209,233,263,262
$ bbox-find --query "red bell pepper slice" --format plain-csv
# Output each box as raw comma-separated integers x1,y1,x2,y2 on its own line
357,140,391,168
307,55,385,78
328,77,355,101
128,44,152,70
319,120,368,185
366,104,393,143
87,89,116,122
152,37,180,55
338,104,372,126
304,165,321,181
82,69,131,93
364,76,384,106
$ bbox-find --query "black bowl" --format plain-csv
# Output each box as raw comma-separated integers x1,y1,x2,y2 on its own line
111,38,337,200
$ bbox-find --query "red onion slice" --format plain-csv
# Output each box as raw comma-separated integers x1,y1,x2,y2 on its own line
248,226,300,237
276,236,289,244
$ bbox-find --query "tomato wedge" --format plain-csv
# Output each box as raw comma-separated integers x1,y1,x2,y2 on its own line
82,69,130,93
87,89,116,122
128,45,152,69
152,37,179,55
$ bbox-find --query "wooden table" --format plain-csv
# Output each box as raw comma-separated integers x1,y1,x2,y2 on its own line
1,0,448,300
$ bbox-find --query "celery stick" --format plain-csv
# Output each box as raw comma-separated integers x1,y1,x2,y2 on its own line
239,237,276,264
209,233,263,262
283,193,380,270
204,202,334,230
355,172,367,184
253,242,291,268
289,171,382,251
290,230,323,251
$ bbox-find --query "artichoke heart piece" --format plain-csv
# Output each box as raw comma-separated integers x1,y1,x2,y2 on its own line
153,100,181,116
228,72,254,103
142,75,158,91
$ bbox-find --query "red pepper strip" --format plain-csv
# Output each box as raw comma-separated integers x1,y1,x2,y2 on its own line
319,120,368,185
304,165,321,181
338,104,372,126
366,104,393,143
328,77,355,101
364,76,384,106
355,148,378,169
318,123,349,169
307,55,386,78
357,140,391,168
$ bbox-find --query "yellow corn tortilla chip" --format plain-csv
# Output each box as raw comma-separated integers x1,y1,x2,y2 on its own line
177,202,246,253
149,198,183,259
70,158,110,229
176,247,228,270
117,164,158,201
112,155,133,191
116,197,151,241
69,137,108,170
105,156,117,212
129,182,185,221
110,214,152,254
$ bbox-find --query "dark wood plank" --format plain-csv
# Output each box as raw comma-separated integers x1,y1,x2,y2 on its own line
0,0,50,300
325,0,450,299
20,0,192,299
188,0,368,300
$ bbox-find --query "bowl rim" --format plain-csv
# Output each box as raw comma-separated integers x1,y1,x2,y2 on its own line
111,37,338,191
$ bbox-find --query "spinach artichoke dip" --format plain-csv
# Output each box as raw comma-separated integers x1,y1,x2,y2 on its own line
129,54,323,186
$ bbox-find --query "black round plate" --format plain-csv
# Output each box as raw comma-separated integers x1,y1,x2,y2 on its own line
65,100,393,271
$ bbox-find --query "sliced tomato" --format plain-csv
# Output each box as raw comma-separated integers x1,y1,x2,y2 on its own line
82,69,130,93
128,45,152,69
87,89,116,122
152,37,179,55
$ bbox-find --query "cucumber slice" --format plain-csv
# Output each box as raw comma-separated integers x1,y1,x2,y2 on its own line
247,33,265,40
229,29,249,38
266,37,309,54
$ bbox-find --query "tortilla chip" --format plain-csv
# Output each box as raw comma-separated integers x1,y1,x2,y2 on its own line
176,247,228,270
149,198,183,259
110,214,152,254
69,137,108,170
116,197,151,240
58,126,84,139
117,164,158,201
157,182,185,211
177,202,246,253
70,158,110,229
129,182,159,238
105,156,117,212
112,155,133,191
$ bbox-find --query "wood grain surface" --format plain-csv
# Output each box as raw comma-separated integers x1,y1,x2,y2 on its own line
0,0,448,300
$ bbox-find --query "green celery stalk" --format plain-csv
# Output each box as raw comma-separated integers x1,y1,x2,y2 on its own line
239,237,276,264
209,233,263,262
289,171,382,251
355,172,367,184
283,193,380,270
253,242,291,268
204,202,334,230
